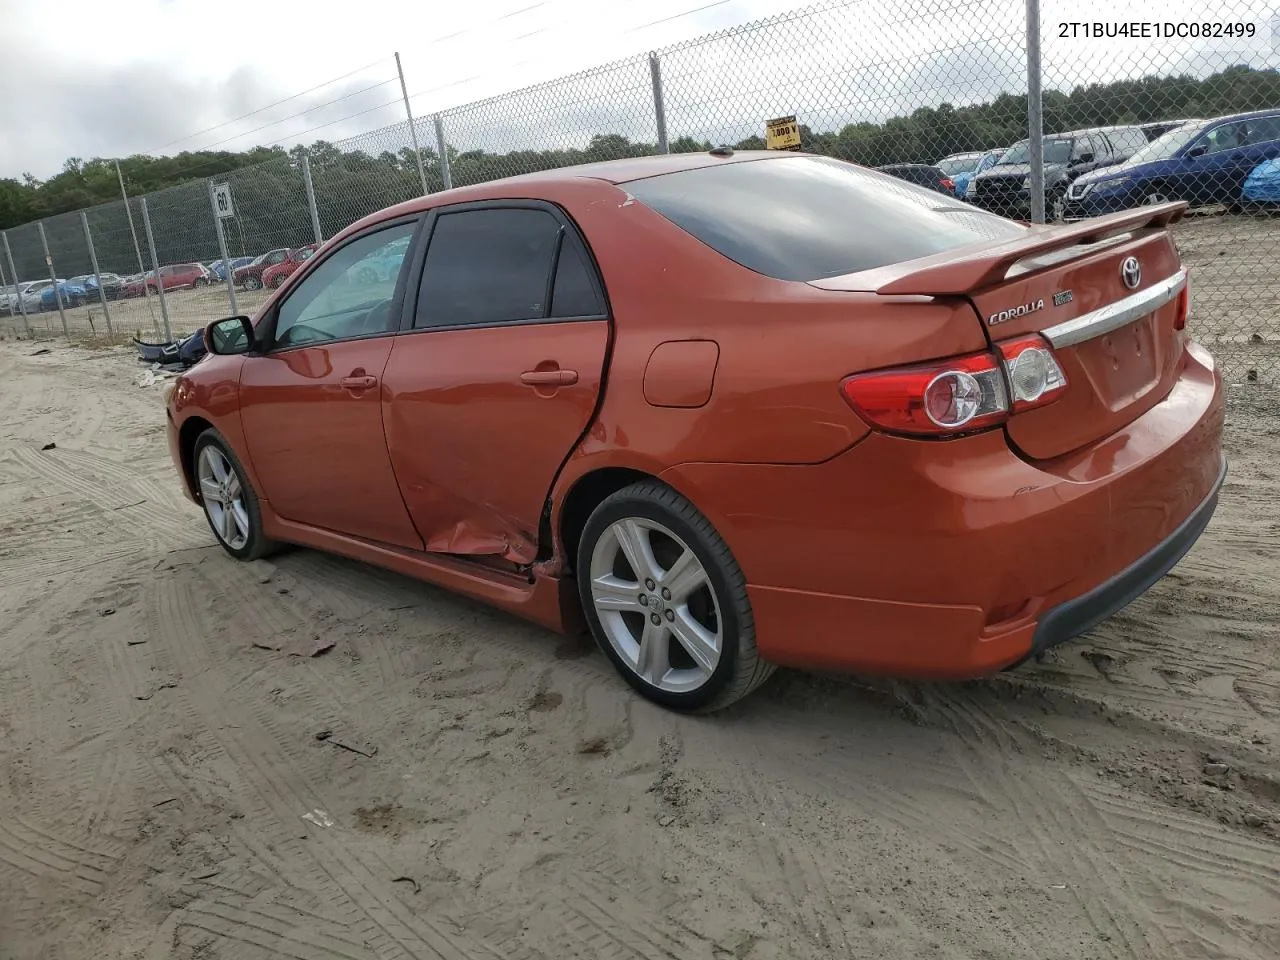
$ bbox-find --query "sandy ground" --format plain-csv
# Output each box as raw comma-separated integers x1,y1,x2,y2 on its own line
0,339,1277,960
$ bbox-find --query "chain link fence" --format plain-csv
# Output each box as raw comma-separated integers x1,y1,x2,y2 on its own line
3,0,1278,384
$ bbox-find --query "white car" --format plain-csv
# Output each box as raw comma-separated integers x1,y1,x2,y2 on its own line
1,280,45,316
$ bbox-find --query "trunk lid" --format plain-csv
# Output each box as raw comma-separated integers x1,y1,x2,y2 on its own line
812,202,1190,460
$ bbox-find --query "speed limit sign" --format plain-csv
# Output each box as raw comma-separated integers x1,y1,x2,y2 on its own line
212,183,235,219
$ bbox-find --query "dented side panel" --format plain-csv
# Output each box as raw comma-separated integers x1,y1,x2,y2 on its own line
381,321,610,563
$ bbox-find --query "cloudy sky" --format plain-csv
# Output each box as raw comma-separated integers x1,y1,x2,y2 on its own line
1,0,1275,181
0,0,803,179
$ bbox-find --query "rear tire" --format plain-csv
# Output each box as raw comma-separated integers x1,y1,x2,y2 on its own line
576,481,775,712
245,276,263,291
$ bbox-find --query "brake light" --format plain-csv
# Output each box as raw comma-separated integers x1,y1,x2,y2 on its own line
841,351,1008,436
997,335,1068,412
842,337,1068,436
1174,274,1190,331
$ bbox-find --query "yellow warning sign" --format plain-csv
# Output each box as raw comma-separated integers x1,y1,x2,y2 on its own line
765,115,801,150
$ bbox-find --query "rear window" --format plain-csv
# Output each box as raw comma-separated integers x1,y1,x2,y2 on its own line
625,155,1025,283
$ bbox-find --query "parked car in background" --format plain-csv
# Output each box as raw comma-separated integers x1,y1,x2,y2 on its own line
937,148,1002,198
1242,156,1280,209
150,263,212,292
1,280,42,315
233,249,290,290
262,244,319,289
172,150,1221,712
40,278,88,310
876,163,954,194
209,257,255,283
1140,120,1193,142
121,272,153,298
1063,111,1280,219
83,272,124,301
966,125,1146,219
875,162,957,194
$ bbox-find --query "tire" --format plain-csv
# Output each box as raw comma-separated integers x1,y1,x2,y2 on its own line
576,480,775,712
192,428,277,561
192,277,207,288
245,276,263,291
1141,187,1171,206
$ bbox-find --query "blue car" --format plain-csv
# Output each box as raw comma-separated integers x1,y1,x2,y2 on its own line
210,257,254,282
1063,110,1280,220
936,149,1002,199
39,278,88,311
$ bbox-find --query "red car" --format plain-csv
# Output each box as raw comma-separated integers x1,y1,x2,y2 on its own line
233,249,291,290
167,151,1224,712
150,263,211,292
262,244,318,289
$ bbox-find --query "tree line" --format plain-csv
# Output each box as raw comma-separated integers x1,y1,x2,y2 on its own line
3,64,1277,281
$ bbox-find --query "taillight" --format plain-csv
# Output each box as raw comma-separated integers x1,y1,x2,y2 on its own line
997,335,1068,412
842,336,1068,437
1174,274,1190,331
842,351,1008,436
941,177,956,192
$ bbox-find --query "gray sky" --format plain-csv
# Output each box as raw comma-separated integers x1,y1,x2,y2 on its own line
1,0,1275,180
0,0,799,179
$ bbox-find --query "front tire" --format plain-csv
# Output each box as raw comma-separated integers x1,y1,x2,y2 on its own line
245,276,263,291
576,481,775,712
193,428,276,561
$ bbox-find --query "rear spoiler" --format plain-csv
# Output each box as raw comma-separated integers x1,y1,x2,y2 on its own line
811,200,1187,297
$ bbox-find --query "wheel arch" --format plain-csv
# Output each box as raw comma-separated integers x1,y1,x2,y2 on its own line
555,466,657,574
178,414,215,500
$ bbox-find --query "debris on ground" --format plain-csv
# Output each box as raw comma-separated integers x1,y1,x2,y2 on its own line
392,875,421,894
327,737,378,759
134,680,178,701
40,442,56,451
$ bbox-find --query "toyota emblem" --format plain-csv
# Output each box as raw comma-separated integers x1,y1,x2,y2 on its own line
1120,256,1141,290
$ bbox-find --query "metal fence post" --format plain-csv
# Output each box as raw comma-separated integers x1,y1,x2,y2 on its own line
80,211,114,343
139,197,173,342
117,162,161,335
36,222,70,339
396,52,431,196
434,114,452,191
209,180,239,318
649,53,670,155
2,232,33,339
1025,0,1045,223
301,153,324,245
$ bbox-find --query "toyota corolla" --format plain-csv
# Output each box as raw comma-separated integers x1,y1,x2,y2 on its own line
165,150,1225,711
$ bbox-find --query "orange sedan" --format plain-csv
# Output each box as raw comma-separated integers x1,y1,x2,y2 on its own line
166,150,1225,711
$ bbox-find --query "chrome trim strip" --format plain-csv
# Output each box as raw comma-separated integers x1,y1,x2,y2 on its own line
1042,269,1186,348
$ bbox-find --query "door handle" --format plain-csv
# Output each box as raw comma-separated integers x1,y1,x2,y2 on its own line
520,369,578,386
340,375,378,390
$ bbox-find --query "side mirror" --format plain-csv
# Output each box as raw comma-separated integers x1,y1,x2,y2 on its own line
205,315,255,355
1076,152,1095,164
1185,144,1206,159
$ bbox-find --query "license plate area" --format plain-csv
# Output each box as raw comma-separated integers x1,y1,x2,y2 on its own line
1072,313,1162,412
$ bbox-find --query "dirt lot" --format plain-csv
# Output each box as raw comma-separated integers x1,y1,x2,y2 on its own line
0,337,1278,960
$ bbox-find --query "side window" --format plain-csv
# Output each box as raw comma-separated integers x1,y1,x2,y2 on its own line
160,266,175,278
273,221,417,349
1201,122,1244,155
1245,116,1280,145
415,208,562,329
269,251,287,265
551,230,605,318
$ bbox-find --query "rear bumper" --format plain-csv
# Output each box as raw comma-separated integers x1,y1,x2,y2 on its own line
1025,454,1224,659
660,340,1225,679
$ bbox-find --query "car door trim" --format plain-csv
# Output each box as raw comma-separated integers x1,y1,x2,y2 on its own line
1042,269,1187,348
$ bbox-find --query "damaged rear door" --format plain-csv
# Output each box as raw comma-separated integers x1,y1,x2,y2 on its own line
381,201,609,564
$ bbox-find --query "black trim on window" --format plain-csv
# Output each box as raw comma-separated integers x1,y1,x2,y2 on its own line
255,213,427,355
398,198,611,337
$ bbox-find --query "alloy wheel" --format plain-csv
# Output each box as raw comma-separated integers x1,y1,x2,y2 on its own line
588,517,722,694
197,445,250,550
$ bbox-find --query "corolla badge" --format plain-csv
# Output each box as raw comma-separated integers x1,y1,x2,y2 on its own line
1121,256,1141,290
987,298,1045,325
